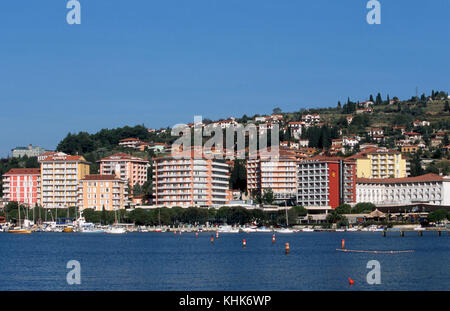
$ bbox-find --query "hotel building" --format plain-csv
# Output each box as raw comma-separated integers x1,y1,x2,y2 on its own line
78,175,127,211
152,155,230,207
349,148,407,179
356,173,450,206
99,153,149,187
2,168,41,206
39,154,90,208
296,156,356,210
247,152,298,202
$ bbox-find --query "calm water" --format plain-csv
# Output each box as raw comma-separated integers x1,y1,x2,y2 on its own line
0,231,448,291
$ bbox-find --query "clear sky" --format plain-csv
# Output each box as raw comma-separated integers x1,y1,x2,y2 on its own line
0,0,449,157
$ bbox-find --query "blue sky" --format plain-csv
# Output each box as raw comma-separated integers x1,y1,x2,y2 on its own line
0,0,449,157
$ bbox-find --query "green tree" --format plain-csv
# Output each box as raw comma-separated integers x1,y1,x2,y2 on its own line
427,209,449,223
261,188,274,205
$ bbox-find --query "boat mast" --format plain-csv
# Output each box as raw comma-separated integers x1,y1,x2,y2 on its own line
285,200,288,227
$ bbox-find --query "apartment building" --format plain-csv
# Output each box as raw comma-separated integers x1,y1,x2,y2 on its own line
78,175,127,211
349,148,407,179
296,156,356,210
39,154,90,208
99,153,149,187
247,153,298,202
356,173,450,206
152,155,230,207
2,168,40,206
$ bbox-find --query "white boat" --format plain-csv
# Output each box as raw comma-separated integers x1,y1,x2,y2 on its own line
335,228,345,232
255,226,272,233
367,225,384,232
302,227,315,232
275,227,294,234
105,226,126,234
346,227,359,232
217,225,239,233
241,226,257,233
413,226,425,231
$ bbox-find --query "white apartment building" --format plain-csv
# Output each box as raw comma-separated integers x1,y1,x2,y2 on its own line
356,173,450,206
153,156,230,207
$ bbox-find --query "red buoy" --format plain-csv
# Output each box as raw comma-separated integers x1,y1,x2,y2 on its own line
216,231,219,239
195,231,199,238
243,239,247,247
341,239,345,249
210,235,214,243
272,234,276,244
348,278,354,285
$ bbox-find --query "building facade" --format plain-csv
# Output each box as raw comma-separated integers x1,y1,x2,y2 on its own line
12,144,51,158
39,155,90,208
356,174,450,206
2,168,40,206
247,154,298,202
296,156,356,210
99,153,149,187
152,156,230,207
78,175,127,211
350,148,407,179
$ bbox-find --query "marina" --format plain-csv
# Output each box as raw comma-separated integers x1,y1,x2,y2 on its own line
0,231,448,291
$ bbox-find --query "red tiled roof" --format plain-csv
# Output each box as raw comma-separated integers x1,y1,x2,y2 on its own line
357,173,446,184
4,168,41,176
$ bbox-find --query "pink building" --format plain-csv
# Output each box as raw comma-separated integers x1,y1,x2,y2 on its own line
2,168,41,206
99,153,149,187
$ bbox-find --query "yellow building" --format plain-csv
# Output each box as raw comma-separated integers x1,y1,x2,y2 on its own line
78,175,127,211
39,154,90,208
350,148,407,179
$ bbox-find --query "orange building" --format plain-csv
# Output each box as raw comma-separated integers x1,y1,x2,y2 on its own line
99,153,149,187
78,175,127,211
247,150,298,202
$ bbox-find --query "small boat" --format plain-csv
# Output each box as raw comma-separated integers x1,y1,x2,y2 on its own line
105,226,126,234
217,225,239,233
241,226,257,233
255,226,272,233
63,226,74,233
8,227,32,234
346,227,359,232
275,227,294,234
335,228,345,232
413,226,425,231
302,227,315,232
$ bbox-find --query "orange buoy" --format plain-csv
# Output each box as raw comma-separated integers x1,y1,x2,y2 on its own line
272,234,276,244
243,239,247,247
341,239,345,249
210,235,214,243
348,278,354,285
285,242,290,254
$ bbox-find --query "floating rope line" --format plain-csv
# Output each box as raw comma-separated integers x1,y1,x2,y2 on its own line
336,249,414,254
